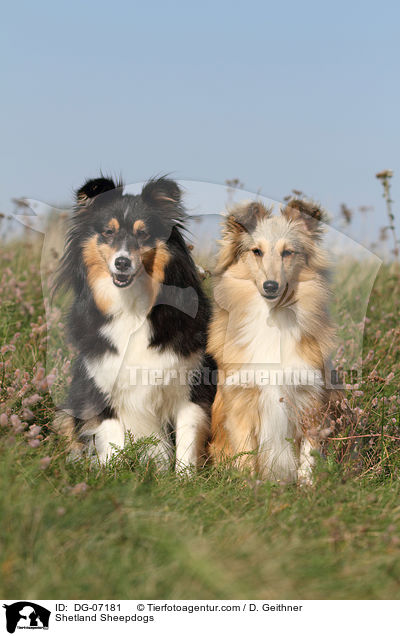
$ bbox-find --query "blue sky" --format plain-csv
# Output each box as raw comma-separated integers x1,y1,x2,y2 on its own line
1,0,399,245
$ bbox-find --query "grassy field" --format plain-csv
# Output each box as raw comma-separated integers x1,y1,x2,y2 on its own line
1,233,400,600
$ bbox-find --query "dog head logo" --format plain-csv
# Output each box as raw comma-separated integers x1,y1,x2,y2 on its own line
2,602,50,633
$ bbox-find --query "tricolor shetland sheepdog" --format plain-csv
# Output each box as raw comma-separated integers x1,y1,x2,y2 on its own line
55,176,214,469
207,199,340,484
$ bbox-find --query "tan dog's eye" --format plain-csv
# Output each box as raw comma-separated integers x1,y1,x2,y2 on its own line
282,249,294,257
102,228,115,238
252,248,263,257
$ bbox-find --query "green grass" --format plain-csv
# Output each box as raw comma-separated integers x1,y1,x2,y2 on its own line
2,439,400,599
1,235,400,599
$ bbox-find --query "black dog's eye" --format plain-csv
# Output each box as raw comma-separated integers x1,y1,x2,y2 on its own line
135,229,149,241
282,249,294,257
252,248,263,257
102,228,115,238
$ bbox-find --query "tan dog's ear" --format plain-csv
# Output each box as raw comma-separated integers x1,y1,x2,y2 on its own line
224,214,247,236
217,201,270,273
282,198,326,240
230,201,270,231
76,177,117,211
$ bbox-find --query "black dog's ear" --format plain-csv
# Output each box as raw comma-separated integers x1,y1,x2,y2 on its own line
76,177,117,208
141,177,181,206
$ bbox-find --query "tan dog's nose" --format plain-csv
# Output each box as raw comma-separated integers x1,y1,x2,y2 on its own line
263,280,279,296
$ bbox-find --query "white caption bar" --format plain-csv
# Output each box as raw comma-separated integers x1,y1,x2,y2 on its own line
1,599,398,635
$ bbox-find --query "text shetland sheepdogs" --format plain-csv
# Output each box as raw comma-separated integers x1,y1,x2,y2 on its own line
208,199,339,484
55,176,213,469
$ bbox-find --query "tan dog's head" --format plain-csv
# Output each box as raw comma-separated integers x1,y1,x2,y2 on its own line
217,199,327,302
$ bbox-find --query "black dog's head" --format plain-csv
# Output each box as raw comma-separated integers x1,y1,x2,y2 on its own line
55,176,188,304
75,176,185,289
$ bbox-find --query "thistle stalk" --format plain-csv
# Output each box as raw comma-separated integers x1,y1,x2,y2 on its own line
376,170,398,260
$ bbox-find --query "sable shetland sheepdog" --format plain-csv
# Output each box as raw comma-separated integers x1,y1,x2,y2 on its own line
207,198,340,484
54,176,214,469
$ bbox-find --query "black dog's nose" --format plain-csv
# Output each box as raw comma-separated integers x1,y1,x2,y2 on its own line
115,256,131,272
263,280,279,295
